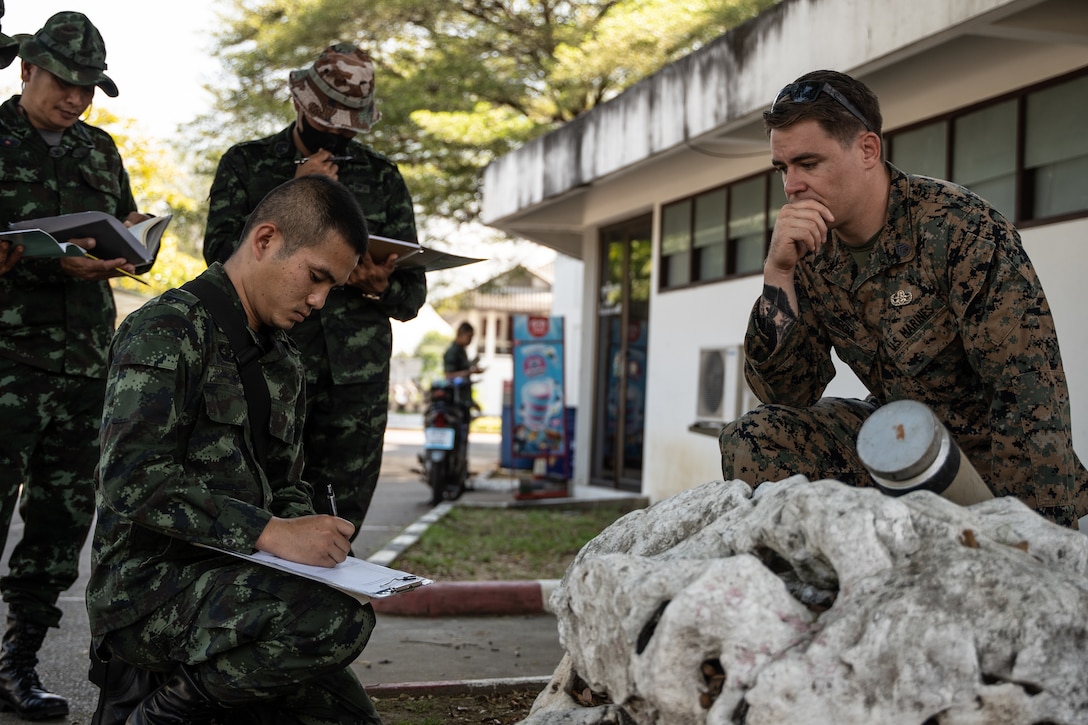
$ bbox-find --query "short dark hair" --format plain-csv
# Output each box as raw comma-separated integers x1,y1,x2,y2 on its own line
240,175,369,258
457,322,474,336
762,69,882,148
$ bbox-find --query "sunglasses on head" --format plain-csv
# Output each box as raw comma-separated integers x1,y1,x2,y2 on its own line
771,81,875,133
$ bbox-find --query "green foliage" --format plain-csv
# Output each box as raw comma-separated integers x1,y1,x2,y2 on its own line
202,0,781,224
85,107,209,297
415,329,452,383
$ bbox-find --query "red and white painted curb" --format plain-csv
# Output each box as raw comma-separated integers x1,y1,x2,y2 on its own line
370,578,560,616
365,501,561,617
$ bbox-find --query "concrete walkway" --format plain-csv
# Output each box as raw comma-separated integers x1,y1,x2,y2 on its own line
0,427,645,722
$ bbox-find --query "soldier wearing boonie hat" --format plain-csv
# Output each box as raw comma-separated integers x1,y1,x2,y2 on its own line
16,10,118,97
0,1,19,69
289,43,380,134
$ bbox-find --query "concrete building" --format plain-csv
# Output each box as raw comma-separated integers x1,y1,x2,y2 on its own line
481,0,1088,500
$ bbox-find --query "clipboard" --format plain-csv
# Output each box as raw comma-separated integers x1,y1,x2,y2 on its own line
198,545,432,602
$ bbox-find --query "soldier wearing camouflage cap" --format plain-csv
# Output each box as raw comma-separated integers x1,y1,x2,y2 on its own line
204,43,427,537
719,69,1087,528
0,11,148,720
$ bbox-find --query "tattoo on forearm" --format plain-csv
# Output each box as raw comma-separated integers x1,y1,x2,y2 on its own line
757,284,797,348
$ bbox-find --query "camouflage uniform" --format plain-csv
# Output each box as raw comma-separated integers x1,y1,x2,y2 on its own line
0,93,137,628
720,164,1085,527
88,264,380,723
204,126,427,532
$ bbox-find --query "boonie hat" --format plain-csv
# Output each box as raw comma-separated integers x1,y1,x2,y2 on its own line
18,11,117,97
289,43,380,134
0,0,18,69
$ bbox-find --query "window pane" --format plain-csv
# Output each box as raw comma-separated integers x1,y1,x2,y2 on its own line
1025,75,1088,219
661,200,691,256
890,122,947,178
1025,75,1088,167
953,101,1016,218
693,188,726,248
728,177,765,275
693,188,725,281
729,177,765,239
734,234,765,275
1030,155,1088,218
665,251,690,287
660,200,691,287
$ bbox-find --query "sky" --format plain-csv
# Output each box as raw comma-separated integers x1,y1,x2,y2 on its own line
4,0,221,138
3,1,559,355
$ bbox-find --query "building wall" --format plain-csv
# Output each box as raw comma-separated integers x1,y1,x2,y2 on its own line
482,0,1088,501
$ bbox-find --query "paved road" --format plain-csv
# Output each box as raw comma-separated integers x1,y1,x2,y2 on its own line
354,422,503,559
0,420,565,723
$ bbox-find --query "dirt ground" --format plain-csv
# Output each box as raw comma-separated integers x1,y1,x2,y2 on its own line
372,685,540,724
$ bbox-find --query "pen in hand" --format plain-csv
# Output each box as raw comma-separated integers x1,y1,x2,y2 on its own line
295,155,353,165
85,253,148,286
326,483,339,517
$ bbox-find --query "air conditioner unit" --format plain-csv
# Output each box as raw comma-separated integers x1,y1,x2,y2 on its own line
696,345,758,423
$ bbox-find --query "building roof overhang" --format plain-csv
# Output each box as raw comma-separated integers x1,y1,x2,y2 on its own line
480,0,1088,256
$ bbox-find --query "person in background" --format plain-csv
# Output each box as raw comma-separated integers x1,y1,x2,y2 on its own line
444,321,483,419
443,322,483,381
89,175,382,724
0,12,147,719
719,69,1085,527
204,43,427,538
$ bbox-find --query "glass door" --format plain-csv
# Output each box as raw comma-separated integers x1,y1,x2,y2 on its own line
593,215,652,489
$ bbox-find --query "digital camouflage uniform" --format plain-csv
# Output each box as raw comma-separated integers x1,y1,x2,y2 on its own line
720,164,1086,527
204,126,426,533
0,93,137,628
88,264,381,723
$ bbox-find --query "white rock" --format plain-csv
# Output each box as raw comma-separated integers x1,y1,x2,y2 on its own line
524,477,1088,725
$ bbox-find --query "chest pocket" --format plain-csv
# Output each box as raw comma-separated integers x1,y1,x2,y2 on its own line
202,360,248,429
268,389,296,445
78,160,123,204
882,290,958,377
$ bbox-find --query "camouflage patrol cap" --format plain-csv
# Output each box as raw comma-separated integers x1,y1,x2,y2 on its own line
0,0,18,69
18,11,118,97
289,43,380,134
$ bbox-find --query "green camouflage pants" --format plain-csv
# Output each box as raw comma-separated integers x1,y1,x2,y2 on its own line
304,373,387,537
719,397,1076,527
0,359,99,627
101,561,381,724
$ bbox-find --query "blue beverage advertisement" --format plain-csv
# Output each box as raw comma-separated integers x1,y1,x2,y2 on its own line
512,315,566,458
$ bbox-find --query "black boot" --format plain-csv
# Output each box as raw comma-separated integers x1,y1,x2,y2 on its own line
0,613,68,720
89,643,167,725
126,666,222,725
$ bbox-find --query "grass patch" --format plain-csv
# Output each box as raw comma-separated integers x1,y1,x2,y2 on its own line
394,504,637,581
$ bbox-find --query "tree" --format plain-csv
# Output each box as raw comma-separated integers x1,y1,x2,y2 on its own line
87,107,208,296
199,0,780,225
415,329,453,384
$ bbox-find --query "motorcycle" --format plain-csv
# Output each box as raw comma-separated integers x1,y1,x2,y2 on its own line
418,377,473,505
